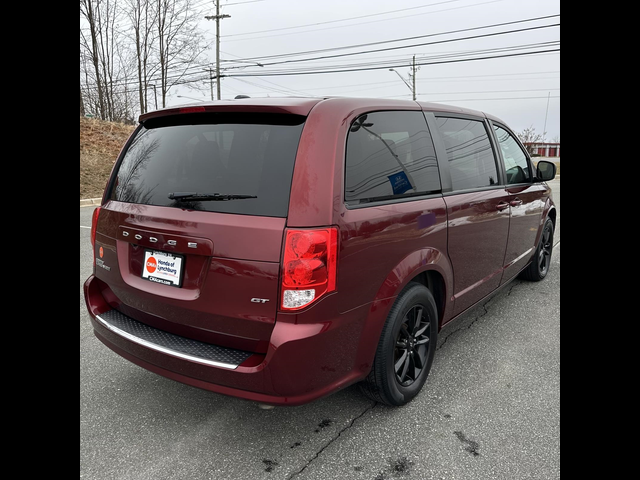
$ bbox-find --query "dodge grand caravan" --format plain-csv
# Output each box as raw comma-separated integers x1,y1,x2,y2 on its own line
84,97,556,406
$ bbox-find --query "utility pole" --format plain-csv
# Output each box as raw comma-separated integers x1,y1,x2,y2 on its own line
412,55,416,101
408,55,419,101
205,2,230,100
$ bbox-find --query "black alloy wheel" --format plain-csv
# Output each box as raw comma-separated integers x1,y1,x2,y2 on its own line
360,282,438,406
394,305,431,387
519,217,554,282
538,222,553,277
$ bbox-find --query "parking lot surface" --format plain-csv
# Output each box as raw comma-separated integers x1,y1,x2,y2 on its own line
80,179,560,480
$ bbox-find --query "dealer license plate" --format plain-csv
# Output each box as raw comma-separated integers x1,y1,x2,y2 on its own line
141,250,184,287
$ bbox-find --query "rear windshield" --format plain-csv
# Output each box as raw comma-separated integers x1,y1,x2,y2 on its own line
108,113,305,217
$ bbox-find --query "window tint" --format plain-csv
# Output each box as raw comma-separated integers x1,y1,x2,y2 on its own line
345,111,440,204
109,114,305,217
493,125,531,184
435,117,498,190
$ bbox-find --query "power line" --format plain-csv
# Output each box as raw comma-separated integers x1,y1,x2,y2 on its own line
223,49,560,77
230,41,558,76
221,14,560,63
218,46,559,76
229,77,310,96
224,0,266,6
220,40,559,73
381,94,561,102
420,88,561,95
223,0,470,37
293,71,560,92
246,41,560,73
426,95,561,102
251,77,311,96
317,81,560,96
222,0,507,42
81,64,213,90
417,70,560,80
193,0,265,10
82,75,211,96
228,24,559,70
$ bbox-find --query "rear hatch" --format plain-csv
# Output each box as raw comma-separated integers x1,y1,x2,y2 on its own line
92,106,312,353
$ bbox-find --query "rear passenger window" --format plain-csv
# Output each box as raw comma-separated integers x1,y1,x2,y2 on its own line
434,117,498,191
493,125,531,184
345,111,440,205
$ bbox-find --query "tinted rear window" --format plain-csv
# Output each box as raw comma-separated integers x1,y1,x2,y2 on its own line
109,113,305,217
345,111,440,205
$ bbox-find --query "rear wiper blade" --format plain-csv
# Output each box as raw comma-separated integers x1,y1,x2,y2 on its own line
168,192,257,201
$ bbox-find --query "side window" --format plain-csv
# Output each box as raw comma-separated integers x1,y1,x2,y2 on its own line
345,111,440,204
434,117,498,191
493,125,531,184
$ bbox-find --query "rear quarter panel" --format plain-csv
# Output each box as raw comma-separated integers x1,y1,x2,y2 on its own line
286,98,456,374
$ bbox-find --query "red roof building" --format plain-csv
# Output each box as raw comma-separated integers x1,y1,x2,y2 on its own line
523,142,560,157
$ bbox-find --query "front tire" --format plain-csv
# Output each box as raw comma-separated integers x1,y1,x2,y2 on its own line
360,282,438,406
519,217,554,281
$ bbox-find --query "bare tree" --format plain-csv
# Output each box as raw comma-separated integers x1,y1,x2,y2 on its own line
113,38,139,123
81,0,106,119
96,0,118,120
81,0,133,121
156,0,209,107
126,0,158,114
552,134,560,143
517,125,546,154
81,0,210,119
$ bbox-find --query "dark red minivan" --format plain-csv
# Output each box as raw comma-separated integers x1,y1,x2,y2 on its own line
84,97,556,406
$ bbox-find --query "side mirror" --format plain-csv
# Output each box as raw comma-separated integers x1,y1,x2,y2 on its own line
536,160,556,181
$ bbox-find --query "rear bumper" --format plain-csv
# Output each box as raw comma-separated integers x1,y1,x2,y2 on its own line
84,274,371,406
94,309,253,369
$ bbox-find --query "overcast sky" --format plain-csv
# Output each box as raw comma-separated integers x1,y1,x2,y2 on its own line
168,0,560,140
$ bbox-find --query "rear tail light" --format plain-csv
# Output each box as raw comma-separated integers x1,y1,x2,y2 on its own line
90,206,101,250
281,227,338,310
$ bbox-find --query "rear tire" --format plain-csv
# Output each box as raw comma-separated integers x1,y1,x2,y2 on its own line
360,282,438,406
519,217,554,281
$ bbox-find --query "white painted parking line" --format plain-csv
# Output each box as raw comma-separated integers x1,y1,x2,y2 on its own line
80,226,91,229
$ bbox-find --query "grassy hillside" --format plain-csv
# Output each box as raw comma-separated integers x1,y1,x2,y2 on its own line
80,116,135,199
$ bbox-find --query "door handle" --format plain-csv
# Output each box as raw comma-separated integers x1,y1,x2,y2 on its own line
510,198,523,207
496,202,510,211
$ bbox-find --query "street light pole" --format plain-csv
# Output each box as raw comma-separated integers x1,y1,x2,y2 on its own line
205,2,230,100
389,68,414,100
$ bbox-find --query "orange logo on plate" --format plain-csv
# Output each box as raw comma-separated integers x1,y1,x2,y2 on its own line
99,246,104,258
146,256,157,273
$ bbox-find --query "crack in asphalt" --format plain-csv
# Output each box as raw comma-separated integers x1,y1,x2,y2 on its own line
286,239,559,479
287,401,377,480
438,240,560,351
437,300,491,351
507,281,522,296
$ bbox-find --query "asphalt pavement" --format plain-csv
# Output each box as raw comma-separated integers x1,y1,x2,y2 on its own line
80,178,560,480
